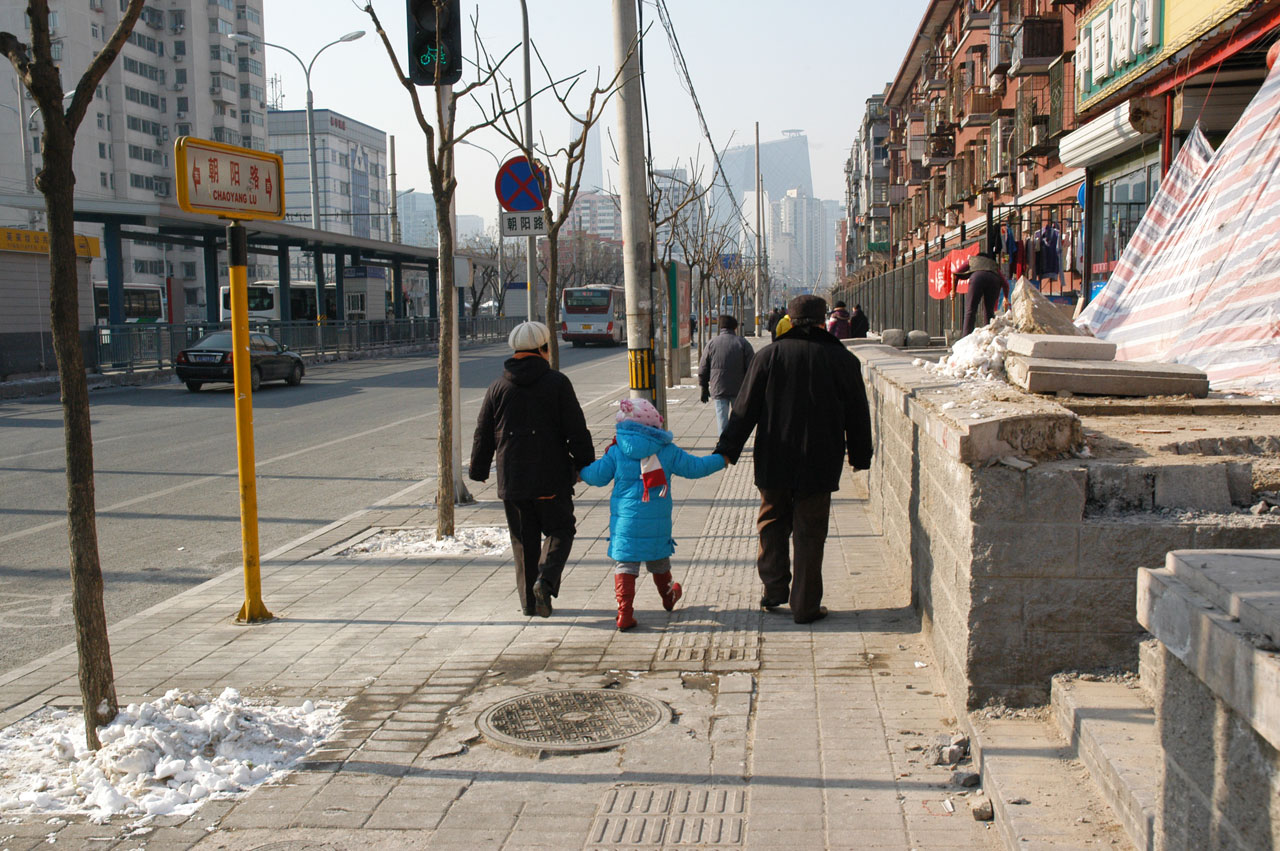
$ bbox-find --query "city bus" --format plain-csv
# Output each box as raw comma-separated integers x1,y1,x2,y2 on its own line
92,282,167,325
218,281,337,322
560,286,625,346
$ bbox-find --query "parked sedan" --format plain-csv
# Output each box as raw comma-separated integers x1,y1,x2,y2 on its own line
175,331,304,393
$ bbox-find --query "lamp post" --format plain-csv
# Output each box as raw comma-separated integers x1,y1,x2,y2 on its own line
2,86,73,227
229,30,363,231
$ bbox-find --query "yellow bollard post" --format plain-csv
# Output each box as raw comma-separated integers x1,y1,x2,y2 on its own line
227,221,272,623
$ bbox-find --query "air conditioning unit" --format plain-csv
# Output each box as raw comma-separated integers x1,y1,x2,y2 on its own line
174,54,183,62
171,83,184,91
176,111,186,119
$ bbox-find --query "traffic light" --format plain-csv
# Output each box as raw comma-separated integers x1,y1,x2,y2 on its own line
407,0,462,87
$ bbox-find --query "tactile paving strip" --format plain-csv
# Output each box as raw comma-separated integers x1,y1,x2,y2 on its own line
475,688,669,753
655,458,762,670
586,785,748,849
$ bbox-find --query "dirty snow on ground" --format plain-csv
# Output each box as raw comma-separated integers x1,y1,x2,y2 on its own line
340,525,510,556
0,688,341,823
914,314,1016,382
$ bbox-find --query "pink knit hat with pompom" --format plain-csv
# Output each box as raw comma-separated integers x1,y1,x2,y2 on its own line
615,397,664,428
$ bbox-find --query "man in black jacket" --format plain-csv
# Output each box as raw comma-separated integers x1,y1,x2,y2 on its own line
470,321,595,618
714,295,873,624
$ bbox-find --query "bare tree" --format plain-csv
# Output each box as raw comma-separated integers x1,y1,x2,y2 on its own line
673,213,737,351
362,1,541,536
648,160,711,385
2,0,144,750
477,40,632,369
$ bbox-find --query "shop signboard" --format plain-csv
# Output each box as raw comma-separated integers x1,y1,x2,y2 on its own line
1076,0,1164,112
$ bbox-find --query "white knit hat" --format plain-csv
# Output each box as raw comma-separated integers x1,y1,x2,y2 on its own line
508,321,551,352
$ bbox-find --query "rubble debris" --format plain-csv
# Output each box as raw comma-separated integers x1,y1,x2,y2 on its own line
972,797,995,821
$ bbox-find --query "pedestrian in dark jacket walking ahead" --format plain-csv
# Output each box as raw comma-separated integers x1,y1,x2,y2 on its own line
469,321,595,618
715,295,873,624
579,398,726,630
698,314,755,434
850,304,870,338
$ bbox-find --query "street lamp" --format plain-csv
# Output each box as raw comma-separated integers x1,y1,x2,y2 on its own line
2,86,74,226
229,30,364,232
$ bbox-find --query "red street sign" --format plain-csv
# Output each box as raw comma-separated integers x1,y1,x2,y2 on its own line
495,156,548,213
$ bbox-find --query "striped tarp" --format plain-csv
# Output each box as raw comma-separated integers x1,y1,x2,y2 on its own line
1076,65,1280,393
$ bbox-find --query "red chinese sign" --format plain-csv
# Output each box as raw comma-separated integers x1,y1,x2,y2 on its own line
928,243,982,299
174,137,284,221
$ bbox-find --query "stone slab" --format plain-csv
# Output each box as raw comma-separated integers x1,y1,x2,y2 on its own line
1006,333,1118,361
1005,355,1210,398
1052,677,1159,851
1164,549,1280,643
1153,465,1232,512
1138,558,1280,752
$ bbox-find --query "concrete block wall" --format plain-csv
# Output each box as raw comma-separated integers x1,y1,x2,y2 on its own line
1138,552,1280,850
857,345,1280,708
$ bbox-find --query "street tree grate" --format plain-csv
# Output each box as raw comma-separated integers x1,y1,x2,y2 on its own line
475,689,669,754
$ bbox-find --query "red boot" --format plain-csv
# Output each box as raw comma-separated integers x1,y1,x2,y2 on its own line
615,574,637,630
652,571,683,611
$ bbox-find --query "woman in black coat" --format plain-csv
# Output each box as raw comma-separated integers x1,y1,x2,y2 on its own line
469,321,595,618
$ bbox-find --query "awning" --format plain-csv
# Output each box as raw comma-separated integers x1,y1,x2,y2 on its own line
1058,98,1163,169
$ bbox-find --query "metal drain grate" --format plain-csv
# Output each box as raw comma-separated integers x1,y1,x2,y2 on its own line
475,689,669,753
587,786,748,849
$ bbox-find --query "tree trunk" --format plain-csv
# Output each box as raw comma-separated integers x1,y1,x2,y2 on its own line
436,207,456,538
41,122,117,751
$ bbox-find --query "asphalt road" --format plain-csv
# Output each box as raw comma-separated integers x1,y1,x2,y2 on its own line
0,341,631,673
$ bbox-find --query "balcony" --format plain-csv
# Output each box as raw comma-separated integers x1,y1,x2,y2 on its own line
1009,16,1063,77
962,2,991,32
961,88,1003,127
1046,54,1076,139
209,85,236,104
886,126,907,150
921,137,955,169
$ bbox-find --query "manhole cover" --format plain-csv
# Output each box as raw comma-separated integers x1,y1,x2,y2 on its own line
477,689,670,753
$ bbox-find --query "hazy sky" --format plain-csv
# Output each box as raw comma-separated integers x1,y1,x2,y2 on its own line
262,1,925,226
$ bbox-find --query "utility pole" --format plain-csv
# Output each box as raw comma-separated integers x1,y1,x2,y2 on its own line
613,0,653,401
389,135,401,243
520,0,536,320
754,122,763,335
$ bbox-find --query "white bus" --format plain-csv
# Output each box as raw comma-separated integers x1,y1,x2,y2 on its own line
218,281,337,322
93,282,167,324
560,286,625,346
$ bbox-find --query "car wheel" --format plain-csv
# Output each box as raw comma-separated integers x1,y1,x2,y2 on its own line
185,381,202,393
572,340,582,348
286,362,303,386
250,366,261,392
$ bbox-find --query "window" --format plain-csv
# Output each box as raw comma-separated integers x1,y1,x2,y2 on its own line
98,142,108,158
338,181,350,196
209,17,234,36
181,262,197,279
337,152,349,168
174,40,186,56
126,30,161,54
128,144,164,164
96,112,105,129
176,122,191,136
100,172,108,187
174,68,187,85
91,23,100,39
126,115,163,135
236,5,262,24
176,96,188,112
122,56,164,83
170,10,185,29
239,83,263,102
210,0,234,9
50,42,62,60
125,86,162,109
210,44,234,64
133,259,165,275
237,57,263,76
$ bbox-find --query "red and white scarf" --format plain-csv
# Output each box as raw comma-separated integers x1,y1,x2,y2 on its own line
639,454,668,502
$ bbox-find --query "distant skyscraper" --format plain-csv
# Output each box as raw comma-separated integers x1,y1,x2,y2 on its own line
566,192,621,242
573,114,605,194
399,191,437,247
713,132,814,241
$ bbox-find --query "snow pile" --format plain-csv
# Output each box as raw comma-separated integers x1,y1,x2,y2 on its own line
340,525,510,557
916,314,1016,381
0,688,341,822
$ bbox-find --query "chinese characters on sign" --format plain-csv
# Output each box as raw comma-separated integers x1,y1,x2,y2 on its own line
1076,0,1163,110
500,212,548,237
174,137,285,221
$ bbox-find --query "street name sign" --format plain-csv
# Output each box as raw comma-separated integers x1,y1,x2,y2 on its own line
175,137,285,221
500,211,548,237
494,156,548,213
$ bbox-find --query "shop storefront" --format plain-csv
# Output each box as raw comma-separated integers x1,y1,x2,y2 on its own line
1063,0,1279,301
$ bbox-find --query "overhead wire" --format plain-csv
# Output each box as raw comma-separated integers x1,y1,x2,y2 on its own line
650,0,758,244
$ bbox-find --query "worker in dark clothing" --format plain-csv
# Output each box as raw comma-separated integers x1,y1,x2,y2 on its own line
850,304,870,338
469,321,595,618
955,253,1012,337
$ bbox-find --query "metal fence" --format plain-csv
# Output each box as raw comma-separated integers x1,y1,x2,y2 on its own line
845,257,966,340
92,316,522,373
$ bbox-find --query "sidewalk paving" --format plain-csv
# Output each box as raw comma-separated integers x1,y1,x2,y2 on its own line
0,380,1002,851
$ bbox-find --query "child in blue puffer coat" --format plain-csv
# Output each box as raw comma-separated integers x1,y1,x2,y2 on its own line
580,398,728,630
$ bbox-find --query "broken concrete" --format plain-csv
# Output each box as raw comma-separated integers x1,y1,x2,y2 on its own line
1006,333,1118,361
1005,355,1210,398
